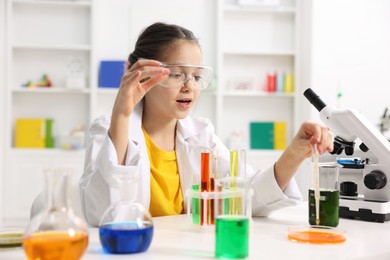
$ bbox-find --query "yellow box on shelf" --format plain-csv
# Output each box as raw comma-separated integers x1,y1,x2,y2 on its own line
274,121,287,150
15,118,55,148
284,73,294,93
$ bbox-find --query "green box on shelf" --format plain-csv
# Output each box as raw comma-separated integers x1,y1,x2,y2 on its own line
250,121,286,150
45,119,55,148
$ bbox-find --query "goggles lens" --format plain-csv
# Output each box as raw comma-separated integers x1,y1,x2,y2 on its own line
159,64,213,90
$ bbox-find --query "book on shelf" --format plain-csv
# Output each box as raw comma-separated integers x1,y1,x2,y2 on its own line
98,60,126,88
249,121,286,150
15,118,55,148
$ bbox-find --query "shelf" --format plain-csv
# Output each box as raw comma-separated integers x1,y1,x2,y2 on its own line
12,88,90,94
224,4,296,14
97,88,217,96
247,149,284,156
217,0,298,145
12,0,91,7
10,148,86,155
97,88,118,95
12,43,91,51
222,90,294,97
11,0,91,46
223,50,295,56
200,89,217,96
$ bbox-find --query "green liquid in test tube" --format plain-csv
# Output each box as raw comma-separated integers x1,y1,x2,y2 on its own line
192,184,200,225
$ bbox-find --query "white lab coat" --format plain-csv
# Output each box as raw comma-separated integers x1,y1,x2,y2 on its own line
79,101,302,226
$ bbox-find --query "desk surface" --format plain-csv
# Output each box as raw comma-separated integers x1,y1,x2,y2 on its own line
2,202,390,260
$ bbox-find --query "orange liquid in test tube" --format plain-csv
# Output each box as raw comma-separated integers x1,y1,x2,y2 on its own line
209,177,215,224
200,152,210,225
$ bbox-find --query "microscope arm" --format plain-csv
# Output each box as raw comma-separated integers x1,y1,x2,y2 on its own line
320,106,390,164
304,88,390,164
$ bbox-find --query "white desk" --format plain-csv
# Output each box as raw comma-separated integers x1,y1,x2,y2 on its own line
2,202,390,260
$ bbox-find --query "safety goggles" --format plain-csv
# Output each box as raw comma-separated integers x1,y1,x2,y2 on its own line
159,63,213,90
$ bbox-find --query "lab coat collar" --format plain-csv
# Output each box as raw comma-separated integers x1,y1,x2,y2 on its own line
177,116,208,140
130,100,209,142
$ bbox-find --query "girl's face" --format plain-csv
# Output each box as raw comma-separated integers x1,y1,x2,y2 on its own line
144,40,202,121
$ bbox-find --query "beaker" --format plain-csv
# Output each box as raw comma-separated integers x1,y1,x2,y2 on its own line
308,162,342,227
23,168,89,260
99,173,153,254
214,177,251,259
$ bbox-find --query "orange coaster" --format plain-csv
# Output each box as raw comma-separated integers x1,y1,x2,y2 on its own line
287,226,346,244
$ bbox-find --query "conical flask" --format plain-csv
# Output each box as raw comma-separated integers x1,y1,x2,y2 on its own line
99,173,153,254
23,168,89,260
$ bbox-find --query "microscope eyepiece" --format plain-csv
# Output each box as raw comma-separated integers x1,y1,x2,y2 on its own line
303,88,327,112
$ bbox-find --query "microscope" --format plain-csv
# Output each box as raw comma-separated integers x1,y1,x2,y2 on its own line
304,88,390,223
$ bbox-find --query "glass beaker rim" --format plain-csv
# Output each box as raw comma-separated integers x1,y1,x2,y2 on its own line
308,162,343,168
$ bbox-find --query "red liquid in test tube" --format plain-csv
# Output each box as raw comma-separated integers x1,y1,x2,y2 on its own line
209,177,215,225
200,152,210,225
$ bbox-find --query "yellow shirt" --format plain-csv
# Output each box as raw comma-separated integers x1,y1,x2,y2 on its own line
142,127,184,217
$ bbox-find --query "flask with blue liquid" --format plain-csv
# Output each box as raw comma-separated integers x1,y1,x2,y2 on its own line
99,174,153,254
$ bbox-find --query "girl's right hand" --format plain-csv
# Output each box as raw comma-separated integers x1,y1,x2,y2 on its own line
112,59,170,118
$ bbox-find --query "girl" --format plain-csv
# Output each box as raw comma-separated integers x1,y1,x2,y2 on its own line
80,22,333,226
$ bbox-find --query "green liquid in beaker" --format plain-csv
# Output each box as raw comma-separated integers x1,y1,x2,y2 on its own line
308,189,339,227
215,216,249,259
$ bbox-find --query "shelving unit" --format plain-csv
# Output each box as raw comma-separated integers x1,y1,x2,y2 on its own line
215,0,300,162
2,0,303,222
4,0,96,221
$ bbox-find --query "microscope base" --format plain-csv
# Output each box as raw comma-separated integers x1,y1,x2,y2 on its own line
340,197,390,223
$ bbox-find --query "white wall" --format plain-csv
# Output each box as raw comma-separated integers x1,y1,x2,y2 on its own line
0,0,5,225
310,0,390,125
294,0,390,197
94,0,216,67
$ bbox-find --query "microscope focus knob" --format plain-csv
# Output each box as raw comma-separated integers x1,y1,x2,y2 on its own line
364,171,387,190
340,181,358,196
359,143,369,152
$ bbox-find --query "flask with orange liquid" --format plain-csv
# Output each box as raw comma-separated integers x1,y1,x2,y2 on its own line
23,168,89,260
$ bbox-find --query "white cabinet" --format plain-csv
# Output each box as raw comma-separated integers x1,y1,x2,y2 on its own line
4,150,85,222
215,0,300,157
4,0,96,222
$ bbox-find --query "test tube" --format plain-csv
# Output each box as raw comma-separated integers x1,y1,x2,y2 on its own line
200,150,210,225
229,150,246,215
213,150,224,220
191,175,200,225
209,150,219,225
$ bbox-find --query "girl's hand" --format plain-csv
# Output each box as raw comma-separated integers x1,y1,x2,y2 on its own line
274,121,334,190
289,121,334,159
112,59,170,118
108,59,169,164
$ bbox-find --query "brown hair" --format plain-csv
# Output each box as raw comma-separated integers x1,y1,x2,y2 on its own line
128,22,200,69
